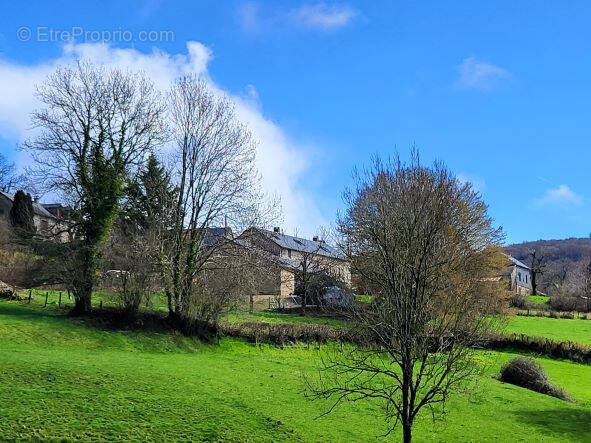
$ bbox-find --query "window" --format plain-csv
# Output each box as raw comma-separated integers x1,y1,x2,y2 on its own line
288,249,292,258
526,275,528,284
518,272,522,282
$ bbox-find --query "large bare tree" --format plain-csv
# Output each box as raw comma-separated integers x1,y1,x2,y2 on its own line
310,154,505,443
23,61,165,314
160,76,271,334
0,153,26,193
528,248,547,295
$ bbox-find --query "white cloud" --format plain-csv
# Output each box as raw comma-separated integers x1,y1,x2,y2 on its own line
457,57,510,91
238,2,262,33
238,2,357,33
536,185,583,207
289,3,358,30
456,173,485,193
0,41,326,236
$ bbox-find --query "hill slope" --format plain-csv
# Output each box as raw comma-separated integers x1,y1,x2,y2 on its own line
506,237,591,265
2,299,591,441
505,237,591,295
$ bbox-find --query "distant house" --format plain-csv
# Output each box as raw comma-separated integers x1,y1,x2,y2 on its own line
43,203,73,221
244,227,351,298
0,191,70,242
503,255,532,295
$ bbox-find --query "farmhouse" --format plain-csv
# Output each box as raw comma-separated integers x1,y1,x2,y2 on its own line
503,255,532,295
0,191,70,241
244,227,351,298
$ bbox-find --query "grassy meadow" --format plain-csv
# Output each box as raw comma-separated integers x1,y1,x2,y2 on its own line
528,295,550,306
504,315,591,346
1,298,591,441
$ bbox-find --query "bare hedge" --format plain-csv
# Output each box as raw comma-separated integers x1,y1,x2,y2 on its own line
500,356,571,401
221,321,591,365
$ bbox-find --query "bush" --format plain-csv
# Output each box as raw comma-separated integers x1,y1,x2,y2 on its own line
509,294,529,310
499,357,571,401
221,321,354,346
550,295,591,313
0,281,17,299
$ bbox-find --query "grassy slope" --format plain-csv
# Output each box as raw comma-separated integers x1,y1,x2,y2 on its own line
2,301,591,441
505,315,591,345
224,310,346,327
528,295,550,306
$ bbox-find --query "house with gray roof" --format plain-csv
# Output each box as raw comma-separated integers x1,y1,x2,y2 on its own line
244,227,351,298
503,255,532,295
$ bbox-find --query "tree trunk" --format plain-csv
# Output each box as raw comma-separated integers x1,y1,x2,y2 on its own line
402,422,412,443
531,271,537,295
70,245,95,316
166,289,174,317
71,291,92,315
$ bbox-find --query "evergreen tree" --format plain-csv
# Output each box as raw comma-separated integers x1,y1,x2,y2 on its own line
9,190,36,235
120,154,176,234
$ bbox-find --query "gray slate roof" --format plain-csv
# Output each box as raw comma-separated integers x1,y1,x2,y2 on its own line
508,255,530,270
201,227,232,249
258,229,345,260
0,191,56,219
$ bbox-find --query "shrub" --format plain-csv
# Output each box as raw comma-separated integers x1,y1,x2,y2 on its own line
550,295,581,312
0,281,16,299
509,294,529,310
221,321,354,346
499,357,571,401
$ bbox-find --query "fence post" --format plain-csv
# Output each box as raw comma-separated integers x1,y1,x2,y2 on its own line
58,292,62,307
268,297,271,309
67,289,71,300
44,292,49,307
28,289,32,304
100,300,103,309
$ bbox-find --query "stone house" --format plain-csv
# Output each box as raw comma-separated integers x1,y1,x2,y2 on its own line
244,227,351,298
503,255,532,295
0,191,70,242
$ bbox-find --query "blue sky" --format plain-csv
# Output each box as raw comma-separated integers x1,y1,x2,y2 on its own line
1,1,591,244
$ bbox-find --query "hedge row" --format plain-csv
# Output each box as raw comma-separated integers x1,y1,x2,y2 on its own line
221,321,591,364
221,321,360,346
516,310,589,320
486,333,591,364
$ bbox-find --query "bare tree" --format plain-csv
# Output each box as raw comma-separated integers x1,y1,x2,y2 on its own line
529,248,547,295
292,237,347,313
159,76,272,334
309,154,505,443
581,260,591,312
0,153,25,193
23,61,165,314
101,223,160,319
545,260,569,295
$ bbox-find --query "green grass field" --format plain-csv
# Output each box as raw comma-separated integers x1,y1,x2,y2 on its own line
528,295,550,306
504,315,591,346
2,299,591,441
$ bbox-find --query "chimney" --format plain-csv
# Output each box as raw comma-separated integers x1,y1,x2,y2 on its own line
313,235,319,241
273,227,280,233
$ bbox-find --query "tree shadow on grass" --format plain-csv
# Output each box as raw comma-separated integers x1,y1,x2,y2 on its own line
0,301,66,319
0,300,172,334
513,408,591,442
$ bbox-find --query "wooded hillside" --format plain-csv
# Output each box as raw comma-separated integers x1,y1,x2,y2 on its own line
505,237,591,296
